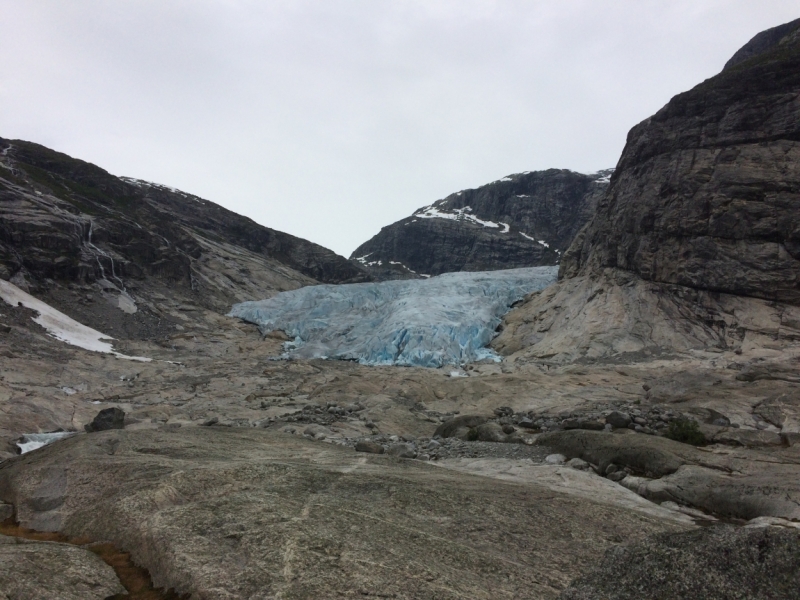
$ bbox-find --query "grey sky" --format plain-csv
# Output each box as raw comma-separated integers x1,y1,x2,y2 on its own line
1,1,797,257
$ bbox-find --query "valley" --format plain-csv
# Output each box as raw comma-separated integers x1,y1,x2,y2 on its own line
1,15,800,600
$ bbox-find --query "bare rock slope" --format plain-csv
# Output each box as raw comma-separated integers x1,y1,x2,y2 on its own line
350,169,610,280
495,18,800,362
0,138,369,337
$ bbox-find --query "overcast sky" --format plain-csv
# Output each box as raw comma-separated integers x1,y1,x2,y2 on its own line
1,2,797,257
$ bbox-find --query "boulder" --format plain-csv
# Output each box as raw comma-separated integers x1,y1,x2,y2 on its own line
355,440,385,454
84,408,125,433
604,411,631,429
566,458,590,470
476,422,506,443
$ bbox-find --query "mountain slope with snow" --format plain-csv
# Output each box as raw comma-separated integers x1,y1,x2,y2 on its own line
350,169,611,280
0,137,370,338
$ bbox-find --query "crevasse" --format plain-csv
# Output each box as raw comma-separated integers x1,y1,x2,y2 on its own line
228,266,557,367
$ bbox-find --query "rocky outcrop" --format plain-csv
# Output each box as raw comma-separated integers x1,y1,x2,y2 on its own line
724,17,800,71
497,19,800,361
0,534,125,599
562,22,800,301
350,169,610,279
561,525,800,600
0,138,369,335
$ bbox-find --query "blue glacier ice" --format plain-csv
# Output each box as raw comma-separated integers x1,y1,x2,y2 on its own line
229,266,557,368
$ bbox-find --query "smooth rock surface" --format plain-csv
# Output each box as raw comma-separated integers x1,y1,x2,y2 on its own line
0,534,125,599
0,427,688,600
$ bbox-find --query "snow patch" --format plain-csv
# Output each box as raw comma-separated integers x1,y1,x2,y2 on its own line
388,261,417,274
229,266,557,368
0,279,151,361
414,205,504,230
586,168,615,185
17,432,76,454
120,176,197,201
519,232,550,248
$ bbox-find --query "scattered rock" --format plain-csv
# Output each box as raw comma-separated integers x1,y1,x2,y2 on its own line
433,415,489,439
387,443,416,459
303,425,333,440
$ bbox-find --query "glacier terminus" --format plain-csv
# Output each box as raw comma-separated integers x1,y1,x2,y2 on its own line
229,266,558,367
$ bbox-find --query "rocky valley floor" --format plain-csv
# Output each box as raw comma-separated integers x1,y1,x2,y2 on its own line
1,292,799,598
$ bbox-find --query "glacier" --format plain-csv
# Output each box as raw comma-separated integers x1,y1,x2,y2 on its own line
229,266,557,367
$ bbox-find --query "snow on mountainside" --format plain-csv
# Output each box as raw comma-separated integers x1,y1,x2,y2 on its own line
350,168,612,280
230,266,557,367
0,136,370,339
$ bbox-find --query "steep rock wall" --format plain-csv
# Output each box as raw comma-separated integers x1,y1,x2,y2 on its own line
497,19,800,362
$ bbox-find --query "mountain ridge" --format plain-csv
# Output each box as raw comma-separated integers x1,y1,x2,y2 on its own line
0,137,370,338
350,167,612,280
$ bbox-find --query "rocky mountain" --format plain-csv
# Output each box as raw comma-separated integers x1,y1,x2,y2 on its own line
0,137,369,337
3,19,800,600
494,17,800,362
349,169,611,279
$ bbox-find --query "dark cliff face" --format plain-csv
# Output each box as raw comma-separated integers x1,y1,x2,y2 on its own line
0,138,369,336
562,19,800,305
723,17,800,71
0,138,368,288
350,169,610,279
